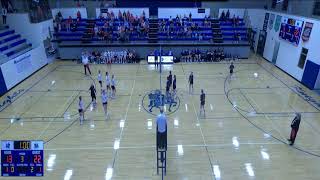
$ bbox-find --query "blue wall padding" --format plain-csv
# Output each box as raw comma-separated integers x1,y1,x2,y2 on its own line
0,68,8,96
301,60,320,89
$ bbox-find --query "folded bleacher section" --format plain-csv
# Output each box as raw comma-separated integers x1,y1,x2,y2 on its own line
0,26,32,58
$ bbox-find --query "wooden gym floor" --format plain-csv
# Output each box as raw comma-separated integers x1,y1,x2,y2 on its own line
0,54,320,180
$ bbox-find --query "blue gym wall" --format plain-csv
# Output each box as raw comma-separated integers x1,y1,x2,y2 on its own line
0,68,8,96
301,60,320,89
116,0,201,16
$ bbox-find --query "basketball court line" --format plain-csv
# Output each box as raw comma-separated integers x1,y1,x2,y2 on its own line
0,65,59,113
37,90,79,139
239,89,258,113
256,59,320,111
224,68,320,158
44,142,283,151
111,63,139,169
180,63,215,179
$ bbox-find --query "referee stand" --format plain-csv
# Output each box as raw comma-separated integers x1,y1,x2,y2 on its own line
156,124,167,179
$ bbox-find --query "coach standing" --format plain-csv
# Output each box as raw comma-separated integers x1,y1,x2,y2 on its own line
82,52,91,75
288,113,301,146
156,108,167,149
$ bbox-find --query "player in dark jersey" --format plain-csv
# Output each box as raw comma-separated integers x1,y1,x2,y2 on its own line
189,72,194,94
200,89,205,116
229,62,235,76
89,84,96,107
168,71,173,90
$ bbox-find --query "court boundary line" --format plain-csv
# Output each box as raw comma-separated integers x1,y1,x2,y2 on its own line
0,65,59,113
180,63,216,179
224,68,320,158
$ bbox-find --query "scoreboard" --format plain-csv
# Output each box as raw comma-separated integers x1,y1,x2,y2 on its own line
279,17,304,46
1,140,43,176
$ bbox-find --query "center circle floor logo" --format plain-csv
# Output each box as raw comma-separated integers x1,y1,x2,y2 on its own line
142,89,180,116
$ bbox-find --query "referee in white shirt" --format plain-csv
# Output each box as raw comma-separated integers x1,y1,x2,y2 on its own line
82,52,91,75
156,108,167,149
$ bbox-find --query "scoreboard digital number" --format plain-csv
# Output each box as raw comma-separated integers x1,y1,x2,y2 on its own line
1,140,43,176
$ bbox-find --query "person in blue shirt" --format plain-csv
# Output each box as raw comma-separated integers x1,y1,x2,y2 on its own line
156,108,167,149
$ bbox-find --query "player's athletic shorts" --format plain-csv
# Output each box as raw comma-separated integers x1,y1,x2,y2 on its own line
111,86,115,90
78,109,83,113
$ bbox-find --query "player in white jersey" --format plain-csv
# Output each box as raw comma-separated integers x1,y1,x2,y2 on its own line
111,75,116,98
101,89,108,119
78,96,84,125
105,72,111,94
97,70,102,88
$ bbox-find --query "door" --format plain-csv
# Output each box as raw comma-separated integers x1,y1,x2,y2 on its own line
272,41,280,64
257,30,267,56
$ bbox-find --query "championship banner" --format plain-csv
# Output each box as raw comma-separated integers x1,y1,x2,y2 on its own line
263,13,269,31
269,14,275,30
274,15,282,32
302,22,313,42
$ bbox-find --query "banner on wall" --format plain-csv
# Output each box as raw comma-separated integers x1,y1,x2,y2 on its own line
302,22,313,42
263,13,269,31
274,15,282,32
14,53,32,73
269,14,275,30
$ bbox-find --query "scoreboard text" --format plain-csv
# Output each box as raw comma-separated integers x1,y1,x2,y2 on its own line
1,140,43,176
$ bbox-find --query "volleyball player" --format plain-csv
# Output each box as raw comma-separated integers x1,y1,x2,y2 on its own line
229,62,235,77
106,72,111,94
78,96,84,125
111,75,116,98
101,89,108,119
200,89,206,116
172,75,177,100
189,72,194,94
97,70,102,88
89,84,96,106
168,71,173,90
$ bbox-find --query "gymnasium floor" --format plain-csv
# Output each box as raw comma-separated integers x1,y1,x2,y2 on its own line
0,54,320,180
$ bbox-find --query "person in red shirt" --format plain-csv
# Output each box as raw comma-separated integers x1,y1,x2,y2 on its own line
288,113,301,145
67,16,72,31
77,10,81,21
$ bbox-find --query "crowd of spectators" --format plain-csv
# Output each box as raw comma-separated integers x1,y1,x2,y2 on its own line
86,49,139,64
220,9,241,27
158,14,212,40
53,11,82,32
95,10,149,42
180,48,226,62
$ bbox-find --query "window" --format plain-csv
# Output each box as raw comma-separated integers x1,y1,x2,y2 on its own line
313,1,320,16
298,48,308,69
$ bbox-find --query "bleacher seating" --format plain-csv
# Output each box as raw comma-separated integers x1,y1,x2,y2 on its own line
53,18,249,43
0,26,32,58
219,18,248,42
157,18,213,41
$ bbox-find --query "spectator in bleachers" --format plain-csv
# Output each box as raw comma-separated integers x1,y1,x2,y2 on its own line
77,10,81,22
220,10,225,21
236,16,240,26
70,21,77,32
2,7,7,24
226,9,230,19
67,16,72,31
